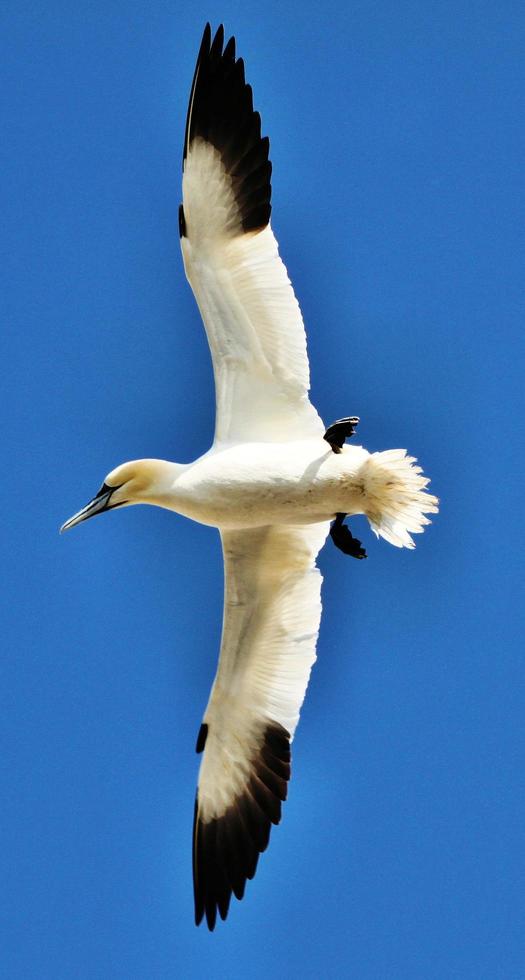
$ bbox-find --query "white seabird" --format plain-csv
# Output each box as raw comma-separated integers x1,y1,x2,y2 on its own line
61,24,438,930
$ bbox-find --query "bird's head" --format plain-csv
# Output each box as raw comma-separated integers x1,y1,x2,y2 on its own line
60,459,174,533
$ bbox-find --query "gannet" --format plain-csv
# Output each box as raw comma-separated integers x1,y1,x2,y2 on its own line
61,24,438,930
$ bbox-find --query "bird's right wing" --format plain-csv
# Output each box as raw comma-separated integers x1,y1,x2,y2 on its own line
180,24,324,444
193,521,329,929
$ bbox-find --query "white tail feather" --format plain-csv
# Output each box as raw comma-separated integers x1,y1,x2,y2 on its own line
359,449,439,549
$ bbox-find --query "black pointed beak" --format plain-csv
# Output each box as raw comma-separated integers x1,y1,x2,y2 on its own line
60,483,117,533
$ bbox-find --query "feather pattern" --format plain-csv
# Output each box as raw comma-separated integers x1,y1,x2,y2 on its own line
60,20,439,934
192,521,329,928
180,24,323,444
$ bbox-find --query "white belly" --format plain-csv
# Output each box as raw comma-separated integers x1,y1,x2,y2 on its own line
158,439,370,529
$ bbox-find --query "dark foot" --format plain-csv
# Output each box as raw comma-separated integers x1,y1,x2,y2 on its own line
323,417,360,454
330,513,367,559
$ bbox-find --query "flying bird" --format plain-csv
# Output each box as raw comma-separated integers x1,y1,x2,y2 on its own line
61,24,438,930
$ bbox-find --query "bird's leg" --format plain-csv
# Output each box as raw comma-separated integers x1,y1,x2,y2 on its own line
330,513,367,559
323,416,360,454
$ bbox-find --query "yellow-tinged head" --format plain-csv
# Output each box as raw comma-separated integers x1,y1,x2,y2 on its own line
60,459,176,533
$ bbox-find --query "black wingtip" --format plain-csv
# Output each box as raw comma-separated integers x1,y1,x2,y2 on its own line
192,722,291,929
223,34,236,61
210,24,224,58
192,795,205,926
183,22,272,232
202,22,212,48
183,24,212,165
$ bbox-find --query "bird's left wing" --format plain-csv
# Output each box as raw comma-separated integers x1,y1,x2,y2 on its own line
193,520,329,929
179,24,324,445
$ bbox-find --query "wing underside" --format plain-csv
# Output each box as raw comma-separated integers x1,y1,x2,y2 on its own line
180,24,323,444
193,522,329,929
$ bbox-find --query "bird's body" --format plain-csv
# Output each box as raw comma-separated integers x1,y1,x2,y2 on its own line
121,440,370,528
62,24,438,930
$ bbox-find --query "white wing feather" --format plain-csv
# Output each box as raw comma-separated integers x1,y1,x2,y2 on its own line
199,521,328,816
181,142,323,444
192,521,329,927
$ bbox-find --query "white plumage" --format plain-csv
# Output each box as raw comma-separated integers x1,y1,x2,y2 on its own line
181,139,322,444
61,24,438,930
198,523,327,823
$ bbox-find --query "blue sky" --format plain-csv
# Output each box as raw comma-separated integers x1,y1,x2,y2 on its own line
3,1,524,977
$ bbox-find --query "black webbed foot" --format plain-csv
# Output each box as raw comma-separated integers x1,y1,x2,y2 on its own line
323,417,360,454
330,513,367,559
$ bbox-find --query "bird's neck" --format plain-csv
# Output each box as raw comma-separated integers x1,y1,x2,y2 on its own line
131,458,190,508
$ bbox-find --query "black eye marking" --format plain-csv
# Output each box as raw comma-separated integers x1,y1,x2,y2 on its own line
95,481,123,498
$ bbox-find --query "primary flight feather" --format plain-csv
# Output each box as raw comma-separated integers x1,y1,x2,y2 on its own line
62,24,438,930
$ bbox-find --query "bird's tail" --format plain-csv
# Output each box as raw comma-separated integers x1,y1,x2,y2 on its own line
358,449,439,548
